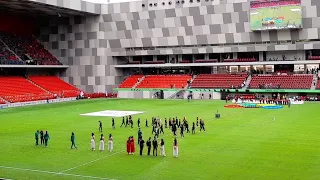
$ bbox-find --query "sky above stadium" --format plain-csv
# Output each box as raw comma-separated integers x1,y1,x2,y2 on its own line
83,0,139,4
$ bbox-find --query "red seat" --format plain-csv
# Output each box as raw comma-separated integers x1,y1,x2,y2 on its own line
190,74,248,89
118,75,144,88
29,76,81,97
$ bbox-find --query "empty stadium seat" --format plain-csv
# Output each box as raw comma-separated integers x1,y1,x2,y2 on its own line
118,75,143,88
249,74,313,89
316,80,320,89
191,74,248,89
0,76,53,103
29,76,81,97
136,75,192,88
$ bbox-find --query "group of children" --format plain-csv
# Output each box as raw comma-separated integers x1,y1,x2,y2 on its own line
90,133,113,152
34,130,50,147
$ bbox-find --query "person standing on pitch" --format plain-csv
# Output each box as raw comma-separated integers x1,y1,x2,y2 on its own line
137,118,141,128
99,134,105,151
146,137,152,156
180,124,184,138
173,138,178,158
120,117,125,127
152,137,158,156
71,132,77,149
192,122,196,134
138,128,143,144
139,137,145,155
112,118,115,130
200,119,206,132
44,131,50,147
99,121,103,132
91,133,96,151
35,130,39,146
160,139,166,157
125,116,129,127
40,130,44,145
108,134,113,152
288,99,291,108
165,118,167,128
145,119,149,127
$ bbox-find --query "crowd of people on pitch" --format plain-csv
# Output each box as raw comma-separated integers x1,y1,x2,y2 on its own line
34,115,206,158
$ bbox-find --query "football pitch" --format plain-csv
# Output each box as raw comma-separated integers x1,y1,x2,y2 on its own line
1,99,320,180
250,5,302,30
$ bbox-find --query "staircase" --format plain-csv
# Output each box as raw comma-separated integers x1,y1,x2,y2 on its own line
0,39,23,61
168,89,186,99
311,74,318,90
26,78,53,95
132,76,145,88
242,75,252,90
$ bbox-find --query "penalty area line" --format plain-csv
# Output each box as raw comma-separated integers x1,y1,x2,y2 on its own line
0,165,113,180
59,151,122,173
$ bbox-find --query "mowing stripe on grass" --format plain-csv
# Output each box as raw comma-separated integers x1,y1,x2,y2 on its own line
59,151,122,173
0,165,113,180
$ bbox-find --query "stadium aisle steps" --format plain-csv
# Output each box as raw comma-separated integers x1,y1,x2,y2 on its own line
0,76,53,103
28,76,81,97
118,75,144,88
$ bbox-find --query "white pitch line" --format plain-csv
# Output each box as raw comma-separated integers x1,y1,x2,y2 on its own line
0,165,112,180
59,151,122,173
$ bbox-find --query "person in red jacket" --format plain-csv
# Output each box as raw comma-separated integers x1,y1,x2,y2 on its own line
130,136,136,155
126,137,131,155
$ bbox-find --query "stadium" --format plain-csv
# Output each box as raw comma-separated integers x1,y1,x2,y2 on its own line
1,0,320,179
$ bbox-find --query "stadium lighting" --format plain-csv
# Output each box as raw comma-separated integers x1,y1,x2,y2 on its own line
290,9,301,12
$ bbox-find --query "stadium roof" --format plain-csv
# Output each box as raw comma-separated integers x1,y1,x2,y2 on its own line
84,0,140,4
0,0,100,16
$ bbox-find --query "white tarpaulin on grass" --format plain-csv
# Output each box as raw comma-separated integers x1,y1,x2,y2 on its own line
80,110,144,117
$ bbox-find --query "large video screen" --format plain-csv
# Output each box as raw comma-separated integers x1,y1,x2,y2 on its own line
250,0,302,31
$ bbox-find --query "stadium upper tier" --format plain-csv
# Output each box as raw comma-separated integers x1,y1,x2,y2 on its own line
249,74,313,89
0,33,62,65
191,74,248,89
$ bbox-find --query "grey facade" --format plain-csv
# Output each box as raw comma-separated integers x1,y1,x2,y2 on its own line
34,0,320,92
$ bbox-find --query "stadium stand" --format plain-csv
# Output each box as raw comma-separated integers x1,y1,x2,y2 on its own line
0,45,22,64
0,33,61,65
136,75,192,88
224,58,257,62
316,80,320,89
118,75,144,88
195,59,218,63
308,56,320,60
191,74,248,89
0,98,6,104
249,74,313,89
0,76,53,103
28,76,80,97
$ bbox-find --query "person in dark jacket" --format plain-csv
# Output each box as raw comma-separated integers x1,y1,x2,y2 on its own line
146,137,152,155
152,137,158,156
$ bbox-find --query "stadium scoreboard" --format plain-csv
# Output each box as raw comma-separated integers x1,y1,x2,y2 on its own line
250,0,302,31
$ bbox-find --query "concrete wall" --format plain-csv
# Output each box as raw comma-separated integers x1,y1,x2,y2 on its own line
38,0,320,93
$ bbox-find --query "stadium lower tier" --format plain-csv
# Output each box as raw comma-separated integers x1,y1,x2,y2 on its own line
0,76,83,103
118,74,316,90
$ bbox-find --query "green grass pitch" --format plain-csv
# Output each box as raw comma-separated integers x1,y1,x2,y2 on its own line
250,5,302,30
1,99,320,180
